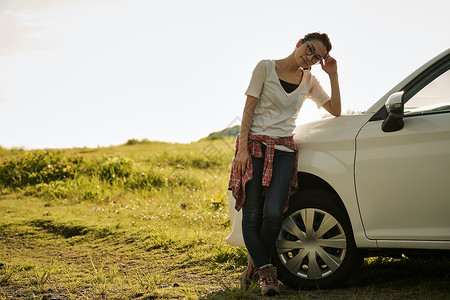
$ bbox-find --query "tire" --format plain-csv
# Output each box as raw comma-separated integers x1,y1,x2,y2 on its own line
271,189,362,290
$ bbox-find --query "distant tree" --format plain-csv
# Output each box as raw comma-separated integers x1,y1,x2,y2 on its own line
124,138,152,146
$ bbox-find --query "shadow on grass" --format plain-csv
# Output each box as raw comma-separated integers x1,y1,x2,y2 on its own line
30,219,90,238
29,219,113,239
349,256,450,287
202,256,450,300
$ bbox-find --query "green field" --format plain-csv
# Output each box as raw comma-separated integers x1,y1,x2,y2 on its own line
0,138,449,299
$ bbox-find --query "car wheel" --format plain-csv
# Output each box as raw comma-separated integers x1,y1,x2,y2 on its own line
271,189,362,289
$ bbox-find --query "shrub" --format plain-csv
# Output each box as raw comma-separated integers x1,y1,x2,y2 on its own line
99,155,134,182
126,169,166,190
24,181,69,200
158,151,230,170
0,150,204,201
126,168,201,191
0,151,83,188
166,170,201,189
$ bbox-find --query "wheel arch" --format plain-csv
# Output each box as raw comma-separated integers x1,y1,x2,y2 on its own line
296,171,377,249
297,172,347,216
296,172,357,239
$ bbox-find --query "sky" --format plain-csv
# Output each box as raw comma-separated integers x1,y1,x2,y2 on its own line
1,0,449,149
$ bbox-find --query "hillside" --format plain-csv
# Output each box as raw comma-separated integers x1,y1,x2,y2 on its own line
206,125,240,139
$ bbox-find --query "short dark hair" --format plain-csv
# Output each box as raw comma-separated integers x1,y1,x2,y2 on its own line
302,32,332,53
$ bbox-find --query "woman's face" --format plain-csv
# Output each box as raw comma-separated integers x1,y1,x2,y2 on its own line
295,39,328,68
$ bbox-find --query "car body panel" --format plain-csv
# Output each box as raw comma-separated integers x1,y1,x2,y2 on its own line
226,190,245,247
355,98,450,242
293,115,377,248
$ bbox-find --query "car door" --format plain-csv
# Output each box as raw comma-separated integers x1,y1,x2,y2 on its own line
354,56,450,241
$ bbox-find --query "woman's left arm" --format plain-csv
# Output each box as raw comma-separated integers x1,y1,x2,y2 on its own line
321,56,341,117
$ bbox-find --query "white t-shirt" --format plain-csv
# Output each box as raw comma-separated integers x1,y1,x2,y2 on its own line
246,59,330,138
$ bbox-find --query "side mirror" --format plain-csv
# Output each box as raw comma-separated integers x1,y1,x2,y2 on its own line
382,91,404,132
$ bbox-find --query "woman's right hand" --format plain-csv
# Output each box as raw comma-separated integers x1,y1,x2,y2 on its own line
234,95,258,177
235,149,251,177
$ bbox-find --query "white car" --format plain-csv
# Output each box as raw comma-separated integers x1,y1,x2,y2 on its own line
227,48,450,289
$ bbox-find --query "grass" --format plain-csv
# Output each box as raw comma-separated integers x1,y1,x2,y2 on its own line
0,138,449,299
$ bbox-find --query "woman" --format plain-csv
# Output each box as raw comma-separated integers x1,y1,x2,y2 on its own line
228,32,341,296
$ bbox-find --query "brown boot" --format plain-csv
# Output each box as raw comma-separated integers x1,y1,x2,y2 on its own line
256,264,280,296
240,254,259,290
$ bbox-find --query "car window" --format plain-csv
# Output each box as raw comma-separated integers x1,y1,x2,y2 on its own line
405,68,450,116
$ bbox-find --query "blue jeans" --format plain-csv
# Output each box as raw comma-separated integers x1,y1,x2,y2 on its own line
242,146,295,268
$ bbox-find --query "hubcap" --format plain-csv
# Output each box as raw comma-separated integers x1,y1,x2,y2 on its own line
277,208,347,280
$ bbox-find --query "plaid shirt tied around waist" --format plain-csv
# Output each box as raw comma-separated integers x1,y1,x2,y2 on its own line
228,134,298,212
